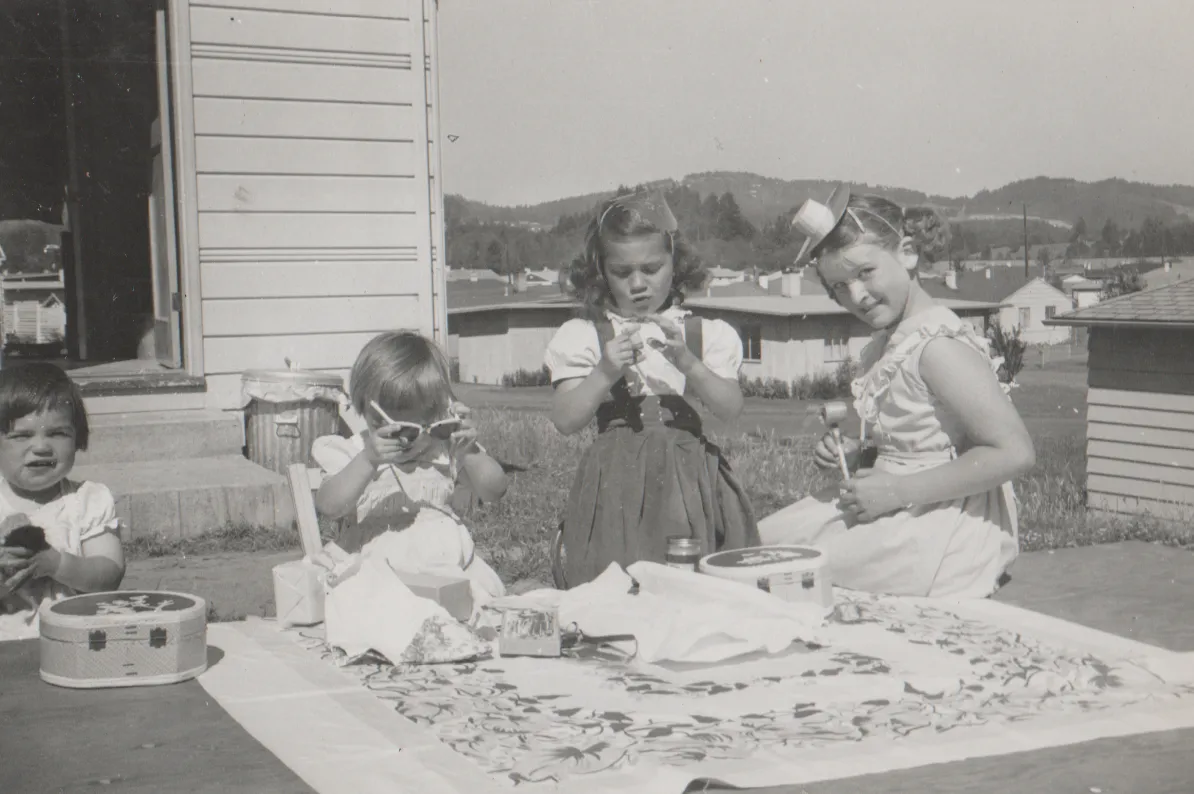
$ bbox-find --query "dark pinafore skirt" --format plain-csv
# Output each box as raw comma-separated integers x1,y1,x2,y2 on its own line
557,318,760,588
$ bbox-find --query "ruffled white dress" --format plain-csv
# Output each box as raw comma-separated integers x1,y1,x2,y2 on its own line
311,434,506,608
758,305,1019,598
0,480,121,641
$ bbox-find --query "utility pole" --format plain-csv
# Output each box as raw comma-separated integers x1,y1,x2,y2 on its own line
1022,204,1030,279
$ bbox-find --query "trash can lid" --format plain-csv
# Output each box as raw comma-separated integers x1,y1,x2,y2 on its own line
241,369,344,388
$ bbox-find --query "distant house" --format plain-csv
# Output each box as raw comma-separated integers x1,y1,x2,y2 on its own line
446,272,1002,386
1046,279,1194,520
446,268,505,283
924,266,1072,344
1140,257,1194,292
1070,280,1105,309
706,267,746,288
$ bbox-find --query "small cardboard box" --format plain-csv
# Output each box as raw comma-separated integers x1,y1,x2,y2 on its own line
497,606,561,657
273,560,326,628
395,571,473,622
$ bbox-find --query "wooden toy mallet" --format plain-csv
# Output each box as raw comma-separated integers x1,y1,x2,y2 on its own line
819,401,852,481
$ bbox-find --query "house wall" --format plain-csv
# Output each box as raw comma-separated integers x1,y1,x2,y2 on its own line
997,280,1073,344
1073,290,1101,310
1085,327,1194,519
452,308,573,385
185,0,442,409
684,308,869,382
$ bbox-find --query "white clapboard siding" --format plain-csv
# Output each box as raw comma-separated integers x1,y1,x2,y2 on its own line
196,138,416,176
1087,439,1194,470
197,213,419,249
1084,340,1194,517
1086,474,1194,507
192,60,413,103
193,98,416,140
190,6,410,56
203,296,420,337
1085,404,1194,433
203,260,415,299
197,175,419,213
190,0,436,409
205,331,432,376
192,1,404,19
1086,421,1194,451
1088,493,1194,521
1087,387,1194,413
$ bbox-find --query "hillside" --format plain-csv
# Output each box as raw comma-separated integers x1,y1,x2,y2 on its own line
449,174,1194,237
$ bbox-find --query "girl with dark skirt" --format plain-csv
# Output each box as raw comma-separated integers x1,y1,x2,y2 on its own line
544,191,760,588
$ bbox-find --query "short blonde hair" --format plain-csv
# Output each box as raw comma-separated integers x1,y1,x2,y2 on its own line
348,331,453,420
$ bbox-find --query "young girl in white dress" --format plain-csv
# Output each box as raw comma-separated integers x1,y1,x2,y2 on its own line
0,363,125,640
758,187,1035,598
312,331,507,607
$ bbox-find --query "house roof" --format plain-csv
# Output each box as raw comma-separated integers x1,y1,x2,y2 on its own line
1047,278,1194,328
686,294,1002,317
922,266,1050,303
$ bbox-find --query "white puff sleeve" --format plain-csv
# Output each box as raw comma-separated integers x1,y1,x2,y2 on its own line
543,318,602,384
701,318,744,380
311,434,362,476
74,481,120,547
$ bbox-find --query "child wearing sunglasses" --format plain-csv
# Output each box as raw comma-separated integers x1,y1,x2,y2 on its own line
312,331,507,606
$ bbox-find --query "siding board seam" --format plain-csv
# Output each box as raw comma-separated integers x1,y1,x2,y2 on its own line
190,3,409,22
191,47,412,69
192,94,413,107
196,133,414,143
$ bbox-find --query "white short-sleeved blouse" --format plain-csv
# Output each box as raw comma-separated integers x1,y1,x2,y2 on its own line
543,307,744,396
0,479,121,641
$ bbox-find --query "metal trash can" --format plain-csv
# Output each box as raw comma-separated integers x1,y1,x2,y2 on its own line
241,368,346,475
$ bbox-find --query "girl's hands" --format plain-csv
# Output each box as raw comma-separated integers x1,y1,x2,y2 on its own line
363,427,414,468
838,469,908,523
646,314,699,374
598,327,643,379
448,403,480,465
814,432,862,473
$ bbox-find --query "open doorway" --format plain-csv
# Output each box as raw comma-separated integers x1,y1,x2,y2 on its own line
0,0,184,385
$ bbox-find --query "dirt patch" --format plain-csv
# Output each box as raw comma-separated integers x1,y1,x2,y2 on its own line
122,550,301,621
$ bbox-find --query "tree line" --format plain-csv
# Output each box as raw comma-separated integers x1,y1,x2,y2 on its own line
445,184,809,277
446,188,1194,278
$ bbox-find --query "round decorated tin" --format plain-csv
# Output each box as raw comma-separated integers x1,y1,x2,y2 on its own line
699,545,833,613
39,590,207,689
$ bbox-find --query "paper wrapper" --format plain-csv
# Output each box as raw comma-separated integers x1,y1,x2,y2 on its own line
324,555,489,665
272,560,326,628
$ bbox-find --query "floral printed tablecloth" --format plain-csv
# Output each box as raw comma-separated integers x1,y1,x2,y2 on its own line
283,591,1194,790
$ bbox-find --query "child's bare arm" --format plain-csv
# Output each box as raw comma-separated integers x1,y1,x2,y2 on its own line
680,361,744,423
551,329,637,435
315,452,377,519
895,336,1035,504
458,448,507,503
449,407,507,503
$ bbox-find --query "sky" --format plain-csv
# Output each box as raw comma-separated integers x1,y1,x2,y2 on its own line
436,0,1194,207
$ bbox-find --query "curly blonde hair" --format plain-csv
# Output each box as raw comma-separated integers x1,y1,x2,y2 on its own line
564,197,708,322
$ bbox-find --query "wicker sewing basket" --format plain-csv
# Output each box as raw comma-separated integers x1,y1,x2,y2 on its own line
39,590,207,689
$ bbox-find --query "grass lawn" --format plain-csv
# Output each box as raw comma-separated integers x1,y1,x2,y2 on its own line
127,354,1193,591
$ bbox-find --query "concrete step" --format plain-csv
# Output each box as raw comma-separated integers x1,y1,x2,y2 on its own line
76,409,244,465
72,455,294,541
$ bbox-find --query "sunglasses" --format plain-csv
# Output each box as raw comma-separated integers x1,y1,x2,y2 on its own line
370,400,461,446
